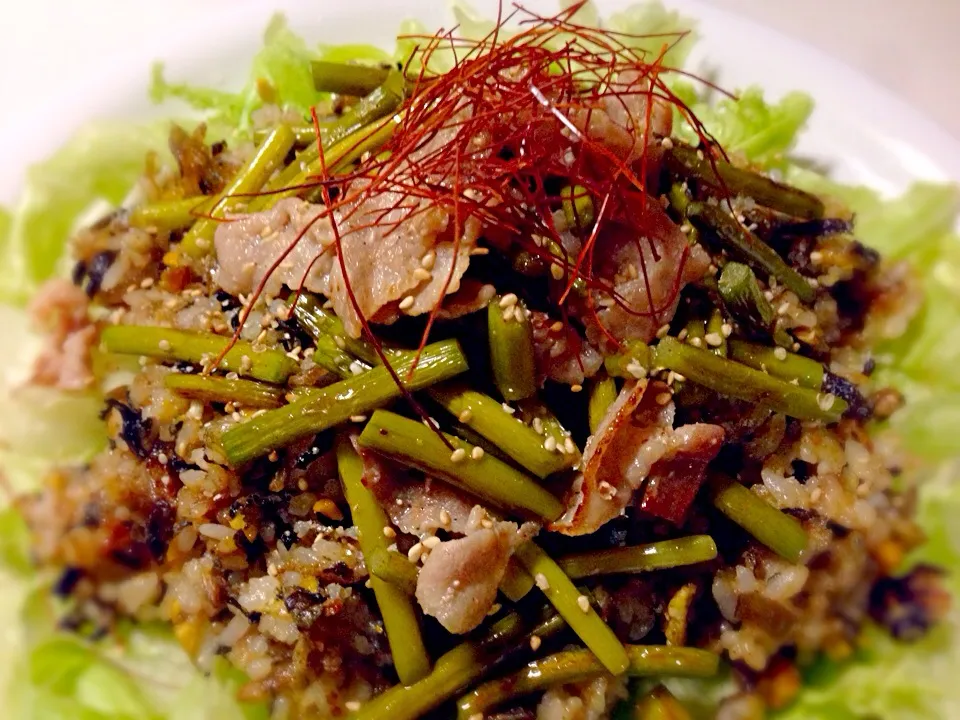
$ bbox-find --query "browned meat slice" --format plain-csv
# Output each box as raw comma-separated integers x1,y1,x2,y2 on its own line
580,200,710,350
570,70,673,164
28,278,96,390
359,448,476,536
551,380,672,535
551,380,723,535
214,188,480,338
415,521,536,634
639,423,725,523
531,312,603,386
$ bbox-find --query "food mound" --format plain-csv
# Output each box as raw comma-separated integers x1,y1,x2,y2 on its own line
11,4,950,719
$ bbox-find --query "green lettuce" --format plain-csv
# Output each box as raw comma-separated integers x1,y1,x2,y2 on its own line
671,83,814,169
0,122,170,306
151,15,323,133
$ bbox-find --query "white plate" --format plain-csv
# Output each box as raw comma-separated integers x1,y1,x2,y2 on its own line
0,0,958,205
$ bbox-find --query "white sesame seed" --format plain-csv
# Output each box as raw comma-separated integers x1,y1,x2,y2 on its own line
422,536,442,550
458,408,473,423
383,526,396,539
470,247,490,256
502,403,516,415
777,302,791,316
350,414,368,423
345,701,361,712
660,136,674,150
439,509,452,527
407,543,424,563
349,360,365,376
421,251,436,269
570,384,583,393
721,323,733,338
450,448,467,463
809,250,823,264
689,337,703,348
626,361,647,379
481,518,494,529
158,339,171,351
499,293,518,308
334,336,347,349
471,446,485,460
656,324,671,338
544,435,558,452
532,417,544,434
564,436,576,455
577,595,590,613
550,263,565,280
774,347,788,360
399,295,415,311
705,332,723,347
810,487,823,503
501,305,516,322
413,267,432,282
534,573,550,591
529,634,542,651
817,393,837,411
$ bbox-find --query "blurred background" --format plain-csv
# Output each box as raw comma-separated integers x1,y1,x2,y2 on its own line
1,0,956,139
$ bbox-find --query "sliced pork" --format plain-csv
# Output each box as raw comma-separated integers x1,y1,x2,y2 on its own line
551,380,723,535
214,190,479,338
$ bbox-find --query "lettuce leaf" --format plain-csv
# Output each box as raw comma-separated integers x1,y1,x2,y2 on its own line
151,14,322,133
0,122,170,306
671,84,814,169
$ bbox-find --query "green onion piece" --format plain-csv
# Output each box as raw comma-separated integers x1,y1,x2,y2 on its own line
588,373,618,434
561,184,596,231
337,437,431,684
351,607,565,720
709,476,808,562
457,645,720,720
253,123,335,146
100,325,297,384
180,124,296,257
128,196,215,233
250,71,406,211
727,339,824,389
514,542,629,675
311,60,393,96
706,308,728,357
292,293,381,364
429,384,573,479
718,262,794,347
367,548,419,596
357,411,564,522
665,144,825,220
163,373,285,408
220,339,467,465
557,536,718,579
653,337,846,422
686,201,816,303
488,296,537,401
